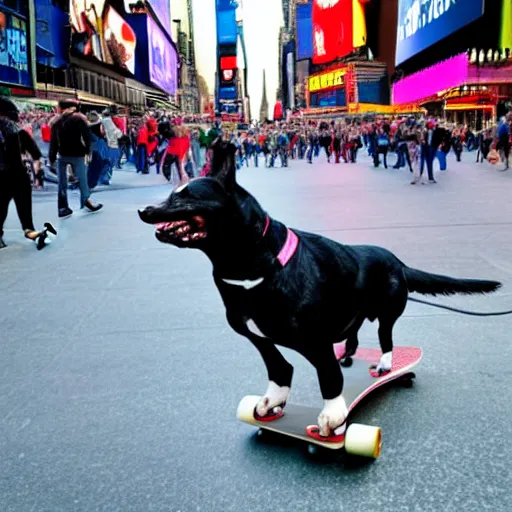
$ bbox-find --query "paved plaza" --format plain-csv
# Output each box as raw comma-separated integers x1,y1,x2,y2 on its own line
1,154,512,512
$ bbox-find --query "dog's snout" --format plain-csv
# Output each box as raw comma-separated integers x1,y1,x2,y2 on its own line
138,206,155,223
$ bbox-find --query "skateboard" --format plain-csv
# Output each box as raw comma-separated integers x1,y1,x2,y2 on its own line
237,345,422,459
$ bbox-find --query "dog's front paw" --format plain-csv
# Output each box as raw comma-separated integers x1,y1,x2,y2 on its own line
255,381,290,418
370,351,393,377
317,394,348,437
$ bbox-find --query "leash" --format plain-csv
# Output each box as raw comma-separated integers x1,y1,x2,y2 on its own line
408,297,512,317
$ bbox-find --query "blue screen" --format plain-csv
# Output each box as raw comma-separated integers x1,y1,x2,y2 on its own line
219,86,237,100
216,8,237,45
395,0,484,65
296,3,313,60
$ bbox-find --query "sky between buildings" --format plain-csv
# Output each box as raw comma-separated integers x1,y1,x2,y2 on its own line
188,0,283,119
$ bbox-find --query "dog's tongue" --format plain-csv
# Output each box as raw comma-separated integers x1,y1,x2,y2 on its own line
155,222,168,231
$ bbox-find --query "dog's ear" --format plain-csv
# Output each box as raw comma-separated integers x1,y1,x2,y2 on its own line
209,140,237,192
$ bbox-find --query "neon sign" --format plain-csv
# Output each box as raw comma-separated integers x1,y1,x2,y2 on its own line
308,68,346,92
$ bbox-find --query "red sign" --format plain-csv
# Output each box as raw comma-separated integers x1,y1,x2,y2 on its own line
220,56,237,70
312,0,354,64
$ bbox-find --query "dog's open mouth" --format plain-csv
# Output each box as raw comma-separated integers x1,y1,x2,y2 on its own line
154,215,207,244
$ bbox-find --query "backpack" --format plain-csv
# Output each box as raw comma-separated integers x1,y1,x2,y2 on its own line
377,134,389,147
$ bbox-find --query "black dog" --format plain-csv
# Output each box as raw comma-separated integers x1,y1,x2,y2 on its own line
139,141,501,439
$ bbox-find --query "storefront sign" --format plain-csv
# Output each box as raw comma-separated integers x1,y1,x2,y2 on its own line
308,68,346,93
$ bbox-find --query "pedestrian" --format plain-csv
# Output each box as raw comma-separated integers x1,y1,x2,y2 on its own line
100,109,123,184
49,99,103,218
497,116,510,170
0,97,56,249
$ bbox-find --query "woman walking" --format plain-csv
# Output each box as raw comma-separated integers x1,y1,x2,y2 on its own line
0,97,56,250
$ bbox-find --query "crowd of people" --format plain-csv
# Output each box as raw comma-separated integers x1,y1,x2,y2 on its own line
1,94,511,251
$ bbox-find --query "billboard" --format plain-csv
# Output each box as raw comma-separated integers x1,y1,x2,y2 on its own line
296,2,313,60
216,5,237,45
396,0,485,65
308,67,347,92
147,15,177,95
393,52,469,104
0,10,31,87
312,0,353,64
70,0,137,73
147,0,171,36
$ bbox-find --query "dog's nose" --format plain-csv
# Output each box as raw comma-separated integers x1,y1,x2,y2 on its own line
138,207,153,222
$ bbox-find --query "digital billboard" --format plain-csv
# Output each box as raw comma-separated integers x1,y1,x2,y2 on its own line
296,2,313,60
396,0,485,65
393,53,469,104
147,15,177,95
147,0,171,36
0,10,31,87
121,1,171,35
313,0,353,64
70,0,137,73
216,7,237,45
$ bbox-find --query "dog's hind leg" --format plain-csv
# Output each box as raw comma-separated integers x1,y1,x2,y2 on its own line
374,285,407,375
303,347,348,438
248,337,294,418
338,316,365,366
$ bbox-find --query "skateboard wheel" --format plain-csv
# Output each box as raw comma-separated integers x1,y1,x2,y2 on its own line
399,377,414,388
236,395,262,422
344,423,382,459
340,356,353,368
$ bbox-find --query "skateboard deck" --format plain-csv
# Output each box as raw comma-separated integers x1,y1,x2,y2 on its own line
237,346,422,454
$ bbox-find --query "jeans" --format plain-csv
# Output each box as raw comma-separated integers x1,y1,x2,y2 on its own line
420,146,435,180
436,150,447,171
136,144,148,173
57,156,90,209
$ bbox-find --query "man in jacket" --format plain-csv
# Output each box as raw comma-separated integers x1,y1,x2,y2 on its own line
418,120,444,184
49,99,102,218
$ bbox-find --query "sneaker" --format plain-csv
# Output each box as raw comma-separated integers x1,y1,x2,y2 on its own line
59,207,73,218
83,200,103,213
0,237,6,249
429,179,437,184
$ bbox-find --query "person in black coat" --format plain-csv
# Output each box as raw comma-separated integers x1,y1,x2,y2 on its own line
0,97,53,249
419,121,444,183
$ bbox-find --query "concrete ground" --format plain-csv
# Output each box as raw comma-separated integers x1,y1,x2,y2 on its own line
1,151,512,512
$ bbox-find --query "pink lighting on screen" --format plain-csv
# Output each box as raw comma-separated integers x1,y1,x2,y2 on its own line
392,53,469,104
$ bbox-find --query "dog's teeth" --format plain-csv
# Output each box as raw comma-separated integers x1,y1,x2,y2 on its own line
182,236,190,242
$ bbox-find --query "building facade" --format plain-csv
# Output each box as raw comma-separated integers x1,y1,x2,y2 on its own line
3,0,182,112
391,0,512,127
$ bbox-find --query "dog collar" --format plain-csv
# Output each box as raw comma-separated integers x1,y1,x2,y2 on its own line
221,217,299,289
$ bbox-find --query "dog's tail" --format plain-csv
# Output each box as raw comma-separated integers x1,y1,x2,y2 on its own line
403,267,501,296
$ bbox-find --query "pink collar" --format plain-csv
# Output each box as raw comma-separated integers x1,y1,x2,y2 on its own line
220,216,298,289
263,216,298,267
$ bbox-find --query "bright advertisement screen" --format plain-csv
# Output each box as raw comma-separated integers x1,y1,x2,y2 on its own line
70,0,136,73
0,11,30,87
296,2,313,60
147,0,171,36
217,8,237,45
392,53,469,104
396,0,484,65
313,0,354,64
147,15,177,95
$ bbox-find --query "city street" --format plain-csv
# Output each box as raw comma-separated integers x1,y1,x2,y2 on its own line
1,153,512,512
